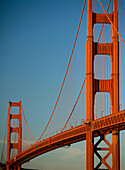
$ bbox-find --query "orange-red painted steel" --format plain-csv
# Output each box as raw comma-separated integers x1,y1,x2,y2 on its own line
6,110,125,168
6,0,122,169
86,0,94,169
6,101,22,170
86,0,120,169
112,0,119,169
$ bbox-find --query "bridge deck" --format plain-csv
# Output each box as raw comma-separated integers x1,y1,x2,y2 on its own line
7,110,125,167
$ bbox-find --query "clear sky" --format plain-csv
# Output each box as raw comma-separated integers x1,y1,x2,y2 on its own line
0,0,125,170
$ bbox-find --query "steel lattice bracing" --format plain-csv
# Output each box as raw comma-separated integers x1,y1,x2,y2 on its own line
4,0,125,169
86,0,119,169
6,110,125,168
6,101,22,170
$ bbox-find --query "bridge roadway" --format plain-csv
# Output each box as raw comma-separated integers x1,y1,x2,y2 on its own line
7,110,125,168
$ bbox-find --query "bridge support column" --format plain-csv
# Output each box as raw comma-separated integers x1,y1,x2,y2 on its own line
6,165,9,170
86,0,94,169
86,130,93,170
112,0,120,169
6,101,22,169
13,165,20,170
85,0,119,169
112,131,120,170
18,165,21,170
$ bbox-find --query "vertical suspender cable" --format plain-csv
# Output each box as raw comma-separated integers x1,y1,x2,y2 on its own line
98,0,125,44
36,0,87,142
107,24,108,114
123,43,124,109
104,24,106,116
83,15,85,121
97,0,111,42
61,78,86,132
22,108,36,142
102,22,104,117
76,16,77,126
1,118,7,163
120,0,122,110
123,0,125,109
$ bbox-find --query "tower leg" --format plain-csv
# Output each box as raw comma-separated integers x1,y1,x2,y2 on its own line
86,131,93,170
18,165,21,170
112,130,120,170
13,165,21,170
6,101,22,169
112,0,119,169
6,165,9,170
86,0,94,169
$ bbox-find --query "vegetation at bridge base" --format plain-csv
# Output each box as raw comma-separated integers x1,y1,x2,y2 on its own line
21,168,38,170
0,163,38,170
0,162,6,170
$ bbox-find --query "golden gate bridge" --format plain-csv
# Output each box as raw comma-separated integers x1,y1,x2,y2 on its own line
1,0,125,169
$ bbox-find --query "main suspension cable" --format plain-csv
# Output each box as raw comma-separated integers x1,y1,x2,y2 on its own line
98,0,125,44
10,108,33,147
22,107,36,142
97,0,111,42
36,0,87,142
61,78,86,132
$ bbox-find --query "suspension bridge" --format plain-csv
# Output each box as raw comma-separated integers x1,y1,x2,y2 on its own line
0,0,125,169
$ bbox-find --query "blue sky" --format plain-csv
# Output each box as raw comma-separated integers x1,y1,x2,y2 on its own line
0,0,125,169
0,0,84,139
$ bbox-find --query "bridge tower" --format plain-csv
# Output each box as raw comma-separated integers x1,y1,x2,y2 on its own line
86,0,119,169
6,101,22,170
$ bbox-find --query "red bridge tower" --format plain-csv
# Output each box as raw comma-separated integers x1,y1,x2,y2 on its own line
6,101,22,170
86,0,119,169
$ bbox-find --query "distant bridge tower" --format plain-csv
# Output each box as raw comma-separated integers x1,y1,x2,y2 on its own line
6,101,22,170
86,0,119,169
